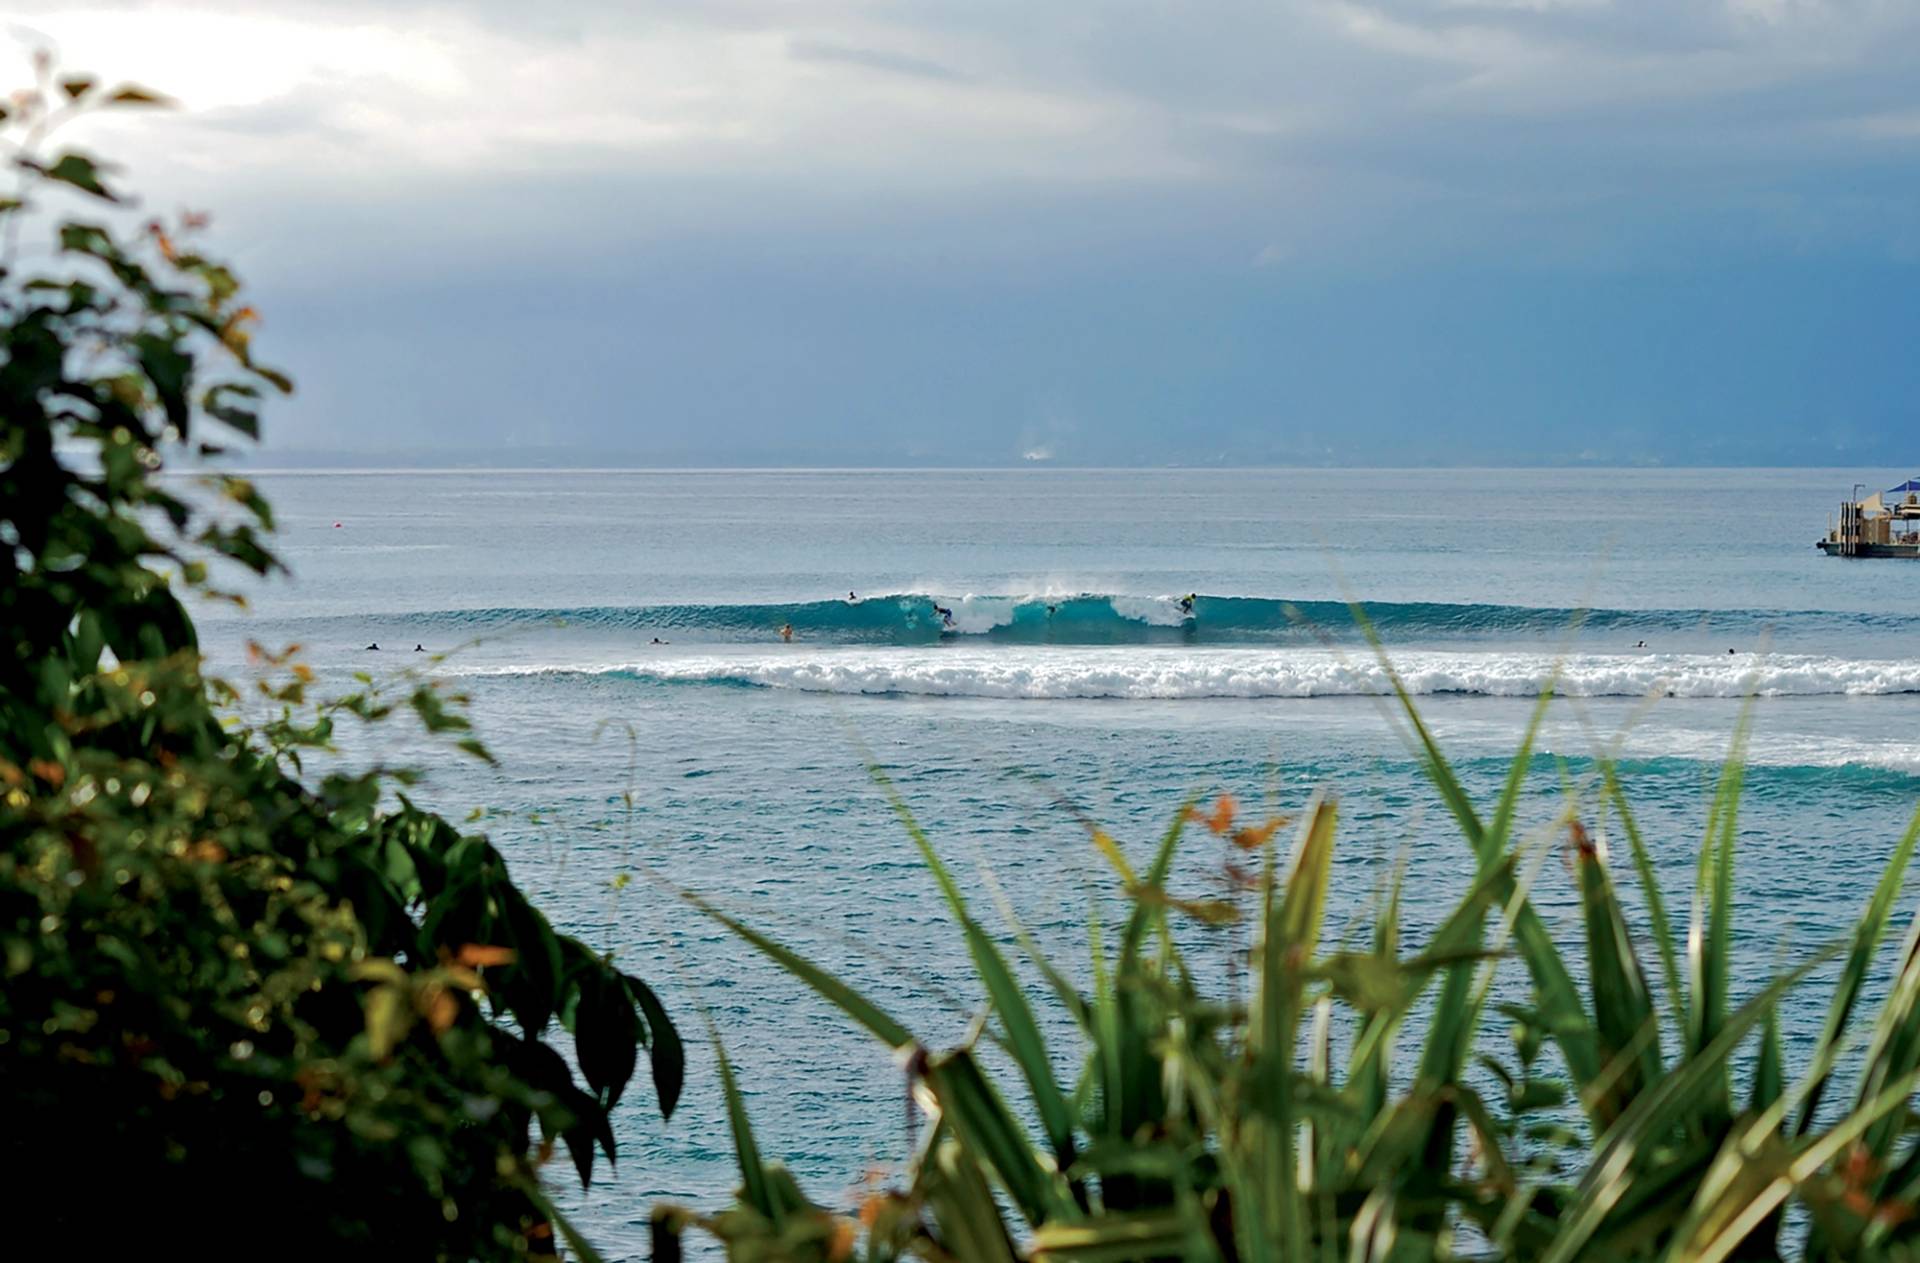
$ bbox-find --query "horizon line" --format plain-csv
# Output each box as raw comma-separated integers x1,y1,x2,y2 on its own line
175,462,1913,477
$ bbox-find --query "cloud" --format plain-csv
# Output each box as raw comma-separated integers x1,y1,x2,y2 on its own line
787,37,971,83
5,1,1919,464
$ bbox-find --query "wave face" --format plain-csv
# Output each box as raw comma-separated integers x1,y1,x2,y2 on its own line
471,649,1920,701
394,592,1893,647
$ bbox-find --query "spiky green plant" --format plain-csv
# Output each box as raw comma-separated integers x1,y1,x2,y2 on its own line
655,655,1920,1262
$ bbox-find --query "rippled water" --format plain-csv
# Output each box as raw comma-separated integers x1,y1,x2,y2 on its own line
192,467,1920,1259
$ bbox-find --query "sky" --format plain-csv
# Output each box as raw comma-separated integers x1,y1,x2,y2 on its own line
9,1,1920,467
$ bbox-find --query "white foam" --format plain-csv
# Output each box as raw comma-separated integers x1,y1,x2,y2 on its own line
1109,595,1194,627
946,594,1021,635
467,648,1920,701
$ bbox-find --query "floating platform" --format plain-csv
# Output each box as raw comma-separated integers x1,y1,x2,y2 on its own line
1820,478,1920,558
1817,540,1920,559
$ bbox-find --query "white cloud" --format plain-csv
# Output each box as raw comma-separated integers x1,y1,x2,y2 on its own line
6,0,1919,277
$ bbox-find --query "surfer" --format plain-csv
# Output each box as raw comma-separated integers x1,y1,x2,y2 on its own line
780,623,794,643
414,643,425,652
650,637,668,645
933,603,956,629
1178,593,1196,616
366,642,379,651
1634,640,1646,649
848,590,857,602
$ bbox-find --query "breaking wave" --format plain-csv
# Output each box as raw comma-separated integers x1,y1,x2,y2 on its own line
469,649,1920,701
340,592,1894,647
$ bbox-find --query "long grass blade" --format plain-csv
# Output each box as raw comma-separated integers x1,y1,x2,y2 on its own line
1121,794,1200,967
710,1021,778,1223
1672,1065,1920,1263
1251,795,1338,1262
983,866,1093,1031
1793,800,1920,1136
1354,605,1601,1094
1848,896,1920,1163
924,1046,1080,1225
920,1131,1021,1263
679,888,915,1049
1591,742,1687,1039
1687,702,1753,1078
1030,1206,1216,1263
1542,947,1838,1263
870,769,1079,1170
1574,820,1663,1123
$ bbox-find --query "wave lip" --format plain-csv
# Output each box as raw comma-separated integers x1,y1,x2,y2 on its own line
470,649,1920,701
357,592,1900,647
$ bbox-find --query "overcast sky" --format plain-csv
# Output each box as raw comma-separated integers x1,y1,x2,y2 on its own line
12,1,1920,465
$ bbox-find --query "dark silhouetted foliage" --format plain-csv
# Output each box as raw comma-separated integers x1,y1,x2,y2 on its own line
0,56,678,1260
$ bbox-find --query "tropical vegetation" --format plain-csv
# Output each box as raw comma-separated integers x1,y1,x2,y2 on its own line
0,58,678,1259
659,686,1920,1262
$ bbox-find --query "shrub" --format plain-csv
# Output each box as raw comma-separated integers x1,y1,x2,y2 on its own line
661,676,1920,1261
0,59,678,1259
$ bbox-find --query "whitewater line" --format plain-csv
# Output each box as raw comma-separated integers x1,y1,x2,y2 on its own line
456,648,1920,700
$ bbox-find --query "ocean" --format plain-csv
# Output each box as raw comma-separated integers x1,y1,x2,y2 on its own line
192,466,1920,1257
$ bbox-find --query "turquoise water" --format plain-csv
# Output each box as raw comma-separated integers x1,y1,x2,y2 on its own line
193,467,1920,1258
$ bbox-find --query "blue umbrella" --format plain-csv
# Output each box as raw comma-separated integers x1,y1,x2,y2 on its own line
1888,478,1920,495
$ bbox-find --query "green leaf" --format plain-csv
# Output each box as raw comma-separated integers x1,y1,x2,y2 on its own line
573,964,640,1110
1793,799,1920,1136
496,887,563,1033
626,971,685,1119
1541,948,1838,1263
1354,607,1600,1095
106,84,172,106
923,1047,1080,1226
921,1133,1021,1263
1030,1206,1212,1261
363,982,410,1060
712,1023,778,1223
39,152,118,201
869,766,1078,1172
204,382,262,438
1847,900,1920,1162
1686,702,1753,1117
1249,794,1338,1263
1591,744,1685,1036
135,333,192,433
514,1180,609,1263
680,887,915,1049
1120,795,1198,967
1752,1003,1783,1113
1574,823,1662,1124
1671,1065,1920,1263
